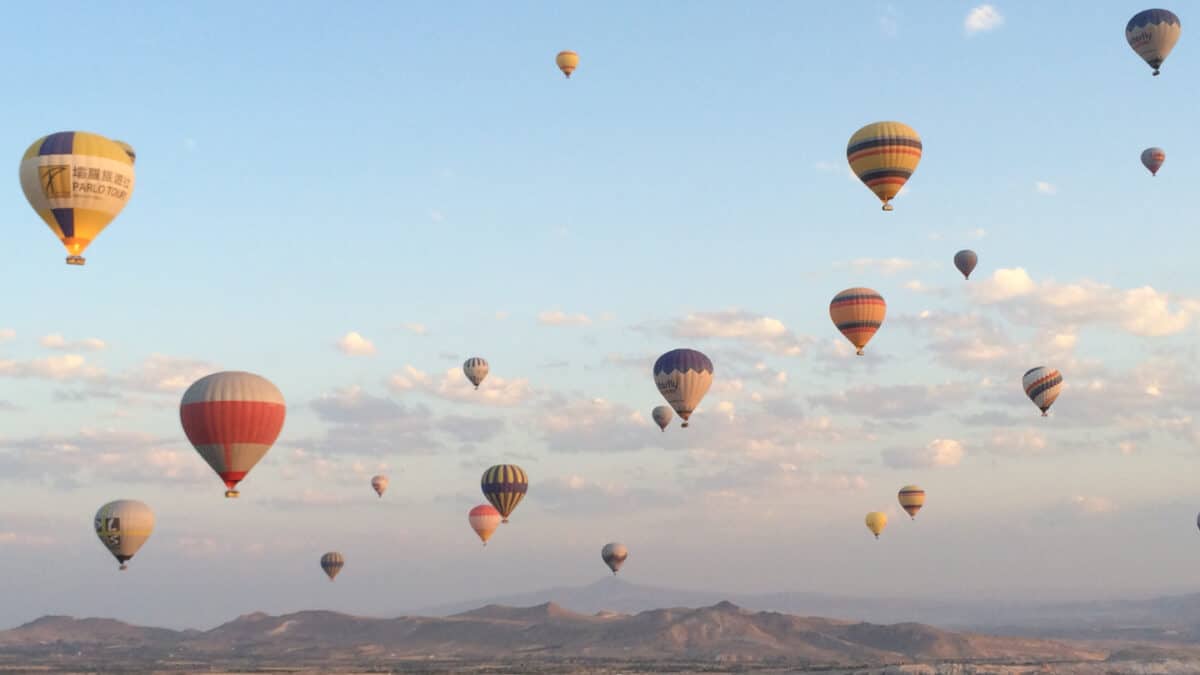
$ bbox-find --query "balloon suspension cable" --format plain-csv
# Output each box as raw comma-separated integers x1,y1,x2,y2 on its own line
66,256,85,266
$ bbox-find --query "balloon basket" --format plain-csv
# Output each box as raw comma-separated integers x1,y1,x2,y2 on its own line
225,490,240,498
66,256,85,266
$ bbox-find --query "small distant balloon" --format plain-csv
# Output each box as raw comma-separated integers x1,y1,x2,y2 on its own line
651,405,674,432
94,500,154,571
469,504,502,545
830,288,886,356
898,485,926,520
1142,147,1166,176
954,250,978,280
371,475,389,498
1126,9,1181,76
846,121,922,211
1023,366,1063,417
653,349,714,428
602,542,628,575
556,50,579,78
321,552,344,581
481,464,528,523
112,140,136,164
463,357,489,390
865,512,888,539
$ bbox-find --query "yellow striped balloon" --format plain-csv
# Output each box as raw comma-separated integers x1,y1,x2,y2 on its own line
556,50,579,78
481,464,528,523
19,131,136,266
846,121,922,211
898,485,926,519
829,288,886,356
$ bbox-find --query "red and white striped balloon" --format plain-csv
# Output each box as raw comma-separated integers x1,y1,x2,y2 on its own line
180,371,286,498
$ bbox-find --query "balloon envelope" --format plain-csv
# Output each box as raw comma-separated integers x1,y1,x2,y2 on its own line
865,512,888,539
556,50,579,78
371,475,389,497
94,500,154,570
898,485,926,519
954,250,978,279
830,288,886,356
846,121,922,211
481,464,528,522
602,542,629,574
463,357,489,389
19,131,136,265
1127,9,1181,75
180,371,287,498
1142,147,1166,175
469,504,502,545
651,405,674,431
1023,367,1063,416
320,552,344,581
653,349,714,428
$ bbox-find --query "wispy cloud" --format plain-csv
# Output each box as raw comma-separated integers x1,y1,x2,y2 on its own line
537,310,592,326
387,365,533,407
1035,181,1057,195
39,333,107,352
336,331,376,356
882,438,965,468
667,310,811,357
837,257,918,276
965,4,1005,35
403,323,428,335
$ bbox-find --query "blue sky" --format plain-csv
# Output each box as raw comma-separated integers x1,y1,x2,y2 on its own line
1,1,1199,629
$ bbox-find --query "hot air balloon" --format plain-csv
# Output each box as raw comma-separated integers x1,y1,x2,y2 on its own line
463,357,489,390
371,475,389,498
602,542,628,574
830,288,886,356
469,504,501,545
112,140,136,164
865,512,888,539
180,371,287,498
320,552,344,581
954,250,978,280
652,405,674,432
94,500,154,571
1023,367,1063,417
653,349,713,428
898,485,926,520
556,50,579,78
1142,147,1166,176
1127,9,1181,76
19,131,136,265
847,121,922,211
481,464,528,523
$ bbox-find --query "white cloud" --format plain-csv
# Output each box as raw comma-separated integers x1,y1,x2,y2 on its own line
428,209,445,223
0,329,14,343
537,310,592,326
0,354,104,381
669,310,810,356
965,5,1004,34
1035,181,1057,195
968,227,987,239
39,333,107,351
336,331,376,356
403,323,428,335
882,438,965,468
387,365,532,407
972,268,1199,337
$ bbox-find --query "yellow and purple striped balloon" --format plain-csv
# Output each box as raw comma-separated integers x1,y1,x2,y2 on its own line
830,288,886,356
19,131,136,266
846,121,922,211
